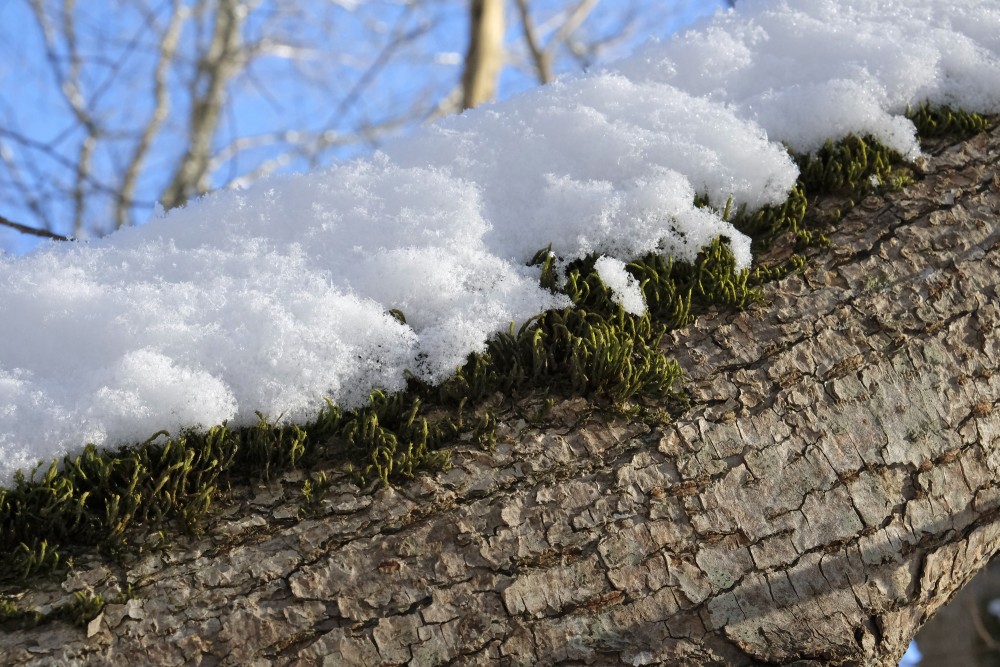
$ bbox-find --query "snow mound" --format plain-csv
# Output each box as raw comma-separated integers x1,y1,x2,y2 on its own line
616,0,1000,157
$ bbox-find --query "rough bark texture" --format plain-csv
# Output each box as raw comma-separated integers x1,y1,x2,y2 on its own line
2,126,999,666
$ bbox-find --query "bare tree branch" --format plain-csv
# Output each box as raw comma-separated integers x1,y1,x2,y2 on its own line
160,0,246,210
0,138,57,232
513,0,598,85
27,0,104,234
514,0,552,84
552,0,600,49
311,6,426,164
0,128,156,208
116,0,187,228
969,599,1000,652
0,213,72,241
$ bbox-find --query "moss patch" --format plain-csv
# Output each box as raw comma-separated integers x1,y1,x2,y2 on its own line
0,590,109,632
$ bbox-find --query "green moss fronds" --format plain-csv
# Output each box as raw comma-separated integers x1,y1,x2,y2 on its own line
0,597,44,632
907,102,989,138
60,591,106,628
794,134,907,195
729,185,810,249
0,590,106,631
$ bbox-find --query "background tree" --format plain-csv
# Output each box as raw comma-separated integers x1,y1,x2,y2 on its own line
0,0,721,248
462,0,505,109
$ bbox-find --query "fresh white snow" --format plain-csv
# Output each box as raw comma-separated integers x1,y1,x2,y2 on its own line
0,0,998,484
616,0,1000,157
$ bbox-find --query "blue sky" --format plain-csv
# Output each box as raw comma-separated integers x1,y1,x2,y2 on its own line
0,1,728,253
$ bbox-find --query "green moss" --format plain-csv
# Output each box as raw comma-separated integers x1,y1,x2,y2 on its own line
0,590,106,631
298,470,332,518
907,102,989,138
0,597,43,632
59,591,106,628
0,106,990,591
794,133,905,194
729,184,809,249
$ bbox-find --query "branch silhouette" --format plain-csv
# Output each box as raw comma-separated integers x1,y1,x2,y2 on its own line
0,214,72,242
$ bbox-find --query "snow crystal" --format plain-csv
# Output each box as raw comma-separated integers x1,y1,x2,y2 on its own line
0,0,998,483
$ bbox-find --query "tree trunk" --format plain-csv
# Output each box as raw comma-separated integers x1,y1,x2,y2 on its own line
461,0,505,110
2,125,998,665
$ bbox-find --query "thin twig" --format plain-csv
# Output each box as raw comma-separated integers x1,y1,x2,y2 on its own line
117,0,186,229
160,0,247,210
514,0,597,85
514,0,552,84
552,0,599,51
0,214,72,241
314,6,424,158
0,128,156,207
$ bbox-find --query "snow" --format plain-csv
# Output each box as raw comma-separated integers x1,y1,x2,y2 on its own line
616,0,1000,157
1,0,998,484
594,256,646,316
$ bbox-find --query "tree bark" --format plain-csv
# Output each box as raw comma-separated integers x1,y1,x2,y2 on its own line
2,125,998,665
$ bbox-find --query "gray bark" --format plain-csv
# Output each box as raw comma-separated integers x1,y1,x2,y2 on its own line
1,125,998,665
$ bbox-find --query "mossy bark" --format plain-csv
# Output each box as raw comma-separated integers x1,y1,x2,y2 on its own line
2,126,999,665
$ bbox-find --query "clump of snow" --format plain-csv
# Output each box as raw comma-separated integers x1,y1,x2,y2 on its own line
390,75,792,266
594,256,646,316
0,162,566,474
616,0,1000,157
1,0,999,484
